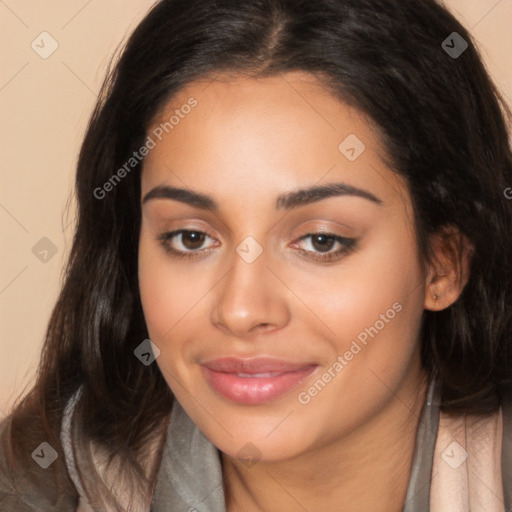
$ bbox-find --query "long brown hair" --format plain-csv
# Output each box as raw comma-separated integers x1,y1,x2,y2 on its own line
1,0,511,508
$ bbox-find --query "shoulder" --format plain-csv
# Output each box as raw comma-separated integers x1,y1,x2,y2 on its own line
0,412,78,511
59,385,170,510
431,385,512,510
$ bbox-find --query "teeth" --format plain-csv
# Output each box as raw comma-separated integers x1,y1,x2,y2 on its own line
236,372,283,378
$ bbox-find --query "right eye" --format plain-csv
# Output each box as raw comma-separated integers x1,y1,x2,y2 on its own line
155,229,218,259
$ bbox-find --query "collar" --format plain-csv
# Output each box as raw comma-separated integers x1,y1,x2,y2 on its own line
61,377,511,511
150,396,226,511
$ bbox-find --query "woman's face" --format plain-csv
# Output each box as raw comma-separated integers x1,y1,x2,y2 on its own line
138,71,429,462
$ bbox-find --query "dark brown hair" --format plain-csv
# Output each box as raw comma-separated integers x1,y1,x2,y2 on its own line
1,0,511,508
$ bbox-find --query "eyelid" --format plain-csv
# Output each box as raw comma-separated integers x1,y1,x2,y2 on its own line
288,219,356,238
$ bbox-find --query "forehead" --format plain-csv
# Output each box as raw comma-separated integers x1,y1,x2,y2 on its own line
141,71,407,211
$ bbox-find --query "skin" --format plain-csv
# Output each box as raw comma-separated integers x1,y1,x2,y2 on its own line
138,71,469,512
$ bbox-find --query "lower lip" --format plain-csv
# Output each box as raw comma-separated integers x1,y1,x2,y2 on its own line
201,365,317,405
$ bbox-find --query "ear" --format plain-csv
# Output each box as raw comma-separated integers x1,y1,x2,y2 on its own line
424,226,474,311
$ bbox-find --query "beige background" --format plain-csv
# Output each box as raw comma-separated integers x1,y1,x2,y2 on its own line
1,0,511,417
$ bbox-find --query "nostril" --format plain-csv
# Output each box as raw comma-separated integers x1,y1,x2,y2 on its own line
250,322,273,334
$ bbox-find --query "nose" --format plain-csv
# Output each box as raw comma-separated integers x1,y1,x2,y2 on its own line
210,245,291,338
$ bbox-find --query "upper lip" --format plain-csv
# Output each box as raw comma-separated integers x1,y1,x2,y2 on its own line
201,357,316,374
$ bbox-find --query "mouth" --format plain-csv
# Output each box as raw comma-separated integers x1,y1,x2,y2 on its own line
200,357,318,405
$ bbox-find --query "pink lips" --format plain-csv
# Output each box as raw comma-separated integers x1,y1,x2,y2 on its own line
200,357,317,405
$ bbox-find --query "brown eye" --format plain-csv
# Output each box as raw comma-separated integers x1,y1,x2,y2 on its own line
156,229,216,258
181,231,206,250
310,234,336,253
293,233,357,262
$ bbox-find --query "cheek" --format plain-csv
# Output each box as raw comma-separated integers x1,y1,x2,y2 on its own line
138,234,199,343
292,222,425,364
138,239,209,389
292,227,424,412
287,231,425,438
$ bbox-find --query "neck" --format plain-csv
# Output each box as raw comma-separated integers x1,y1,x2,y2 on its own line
222,366,429,512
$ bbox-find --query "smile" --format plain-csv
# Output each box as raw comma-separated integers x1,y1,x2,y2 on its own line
200,357,318,405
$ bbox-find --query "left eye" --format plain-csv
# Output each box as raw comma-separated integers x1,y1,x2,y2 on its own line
297,233,340,252
292,233,356,259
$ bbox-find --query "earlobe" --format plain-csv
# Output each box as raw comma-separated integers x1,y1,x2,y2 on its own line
423,226,474,312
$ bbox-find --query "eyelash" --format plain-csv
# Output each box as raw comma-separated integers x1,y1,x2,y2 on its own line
155,229,357,262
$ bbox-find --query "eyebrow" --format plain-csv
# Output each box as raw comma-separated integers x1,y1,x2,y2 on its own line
141,182,382,210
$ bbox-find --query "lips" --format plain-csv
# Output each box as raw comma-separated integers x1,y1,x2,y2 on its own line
200,357,318,405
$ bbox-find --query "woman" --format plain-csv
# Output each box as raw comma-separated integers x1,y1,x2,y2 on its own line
1,0,511,510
